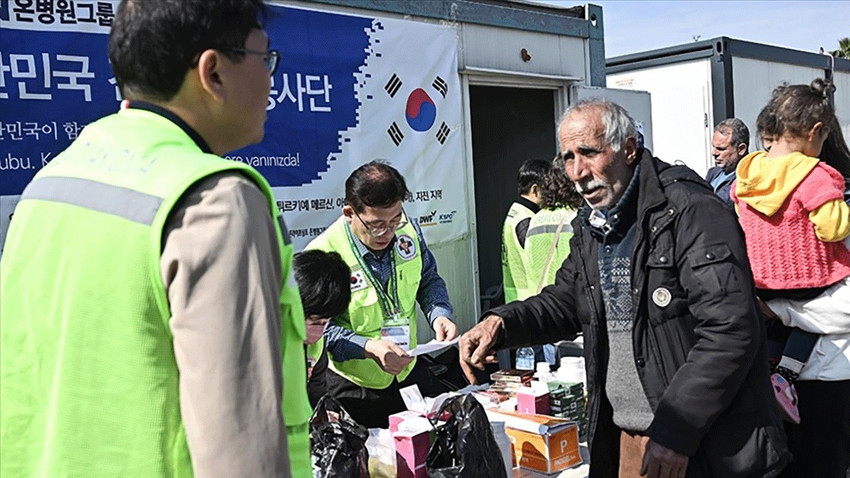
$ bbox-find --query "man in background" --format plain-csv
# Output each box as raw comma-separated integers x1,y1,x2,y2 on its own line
502,159,551,303
705,118,749,208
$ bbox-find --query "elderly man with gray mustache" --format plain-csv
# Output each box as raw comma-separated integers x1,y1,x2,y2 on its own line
460,98,790,478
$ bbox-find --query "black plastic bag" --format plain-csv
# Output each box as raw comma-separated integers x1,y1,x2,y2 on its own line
425,394,507,478
309,395,370,478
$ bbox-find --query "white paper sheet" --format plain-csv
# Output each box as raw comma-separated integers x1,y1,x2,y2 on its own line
406,337,459,356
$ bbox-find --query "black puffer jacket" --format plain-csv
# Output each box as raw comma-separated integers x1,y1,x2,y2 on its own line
489,152,790,477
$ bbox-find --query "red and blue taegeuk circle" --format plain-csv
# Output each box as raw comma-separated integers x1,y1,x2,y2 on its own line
405,88,437,132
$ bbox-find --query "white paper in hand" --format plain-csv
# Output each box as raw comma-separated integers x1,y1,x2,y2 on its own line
406,337,459,357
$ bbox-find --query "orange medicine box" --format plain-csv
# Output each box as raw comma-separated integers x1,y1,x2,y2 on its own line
487,410,582,474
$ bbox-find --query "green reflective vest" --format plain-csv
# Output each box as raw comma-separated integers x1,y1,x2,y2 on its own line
524,207,576,294
501,201,535,302
0,108,310,477
307,217,422,389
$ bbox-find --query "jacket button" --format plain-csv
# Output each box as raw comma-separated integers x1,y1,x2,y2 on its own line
636,358,646,367
604,245,612,253
667,208,675,215
659,256,668,263
651,226,658,232
705,252,715,260
633,288,639,295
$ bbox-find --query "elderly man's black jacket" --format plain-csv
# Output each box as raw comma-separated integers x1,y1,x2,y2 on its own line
489,151,790,477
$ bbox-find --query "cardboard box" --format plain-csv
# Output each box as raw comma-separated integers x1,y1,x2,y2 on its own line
548,380,584,397
516,387,550,415
490,369,535,383
487,410,582,474
389,410,425,433
394,430,430,478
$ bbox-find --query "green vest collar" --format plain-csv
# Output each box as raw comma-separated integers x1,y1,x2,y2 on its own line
125,100,213,154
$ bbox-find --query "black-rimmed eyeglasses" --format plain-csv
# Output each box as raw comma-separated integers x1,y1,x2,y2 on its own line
353,208,409,237
219,47,280,76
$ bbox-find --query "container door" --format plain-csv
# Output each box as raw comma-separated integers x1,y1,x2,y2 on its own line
469,86,557,308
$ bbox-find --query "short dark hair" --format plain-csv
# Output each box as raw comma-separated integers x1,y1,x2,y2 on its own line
293,250,351,318
108,0,267,101
517,159,551,196
755,105,778,142
542,156,583,209
345,160,409,212
715,118,750,151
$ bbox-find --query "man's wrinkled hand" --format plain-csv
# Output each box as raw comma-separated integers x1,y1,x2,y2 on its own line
640,439,688,478
432,316,458,342
458,315,503,384
364,339,413,375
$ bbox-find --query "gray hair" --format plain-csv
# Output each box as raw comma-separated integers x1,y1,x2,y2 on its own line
715,118,750,151
558,98,636,153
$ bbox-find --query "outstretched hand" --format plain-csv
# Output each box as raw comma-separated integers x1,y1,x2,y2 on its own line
364,339,413,375
432,316,458,341
458,315,503,384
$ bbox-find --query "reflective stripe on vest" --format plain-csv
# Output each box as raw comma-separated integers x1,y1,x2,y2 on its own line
524,208,576,293
22,175,163,224
527,222,574,237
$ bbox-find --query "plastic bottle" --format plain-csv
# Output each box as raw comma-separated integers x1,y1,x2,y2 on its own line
534,361,554,383
515,347,535,370
491,421,514,477
557,356,586,387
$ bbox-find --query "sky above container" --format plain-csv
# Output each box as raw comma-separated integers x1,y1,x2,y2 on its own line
536,1,849,58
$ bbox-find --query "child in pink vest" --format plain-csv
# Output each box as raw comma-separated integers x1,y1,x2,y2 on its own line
732,78,850,424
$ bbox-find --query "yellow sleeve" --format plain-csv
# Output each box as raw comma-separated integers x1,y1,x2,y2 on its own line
809,199,850,242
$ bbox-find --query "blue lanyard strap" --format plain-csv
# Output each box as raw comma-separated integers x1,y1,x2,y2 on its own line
344,221,401,319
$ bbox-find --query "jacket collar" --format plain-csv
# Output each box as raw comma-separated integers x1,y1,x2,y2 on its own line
583,163,641,241
516,196,541,214
576,149,703,239
124,100,213,154
635,148,669,216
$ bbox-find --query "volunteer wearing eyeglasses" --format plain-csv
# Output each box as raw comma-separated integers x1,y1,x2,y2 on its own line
306,160,458,428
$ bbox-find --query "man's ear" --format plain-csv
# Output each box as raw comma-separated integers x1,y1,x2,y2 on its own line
623,136,639,166
342,205,355,222
196,49,226,103
736,142,748,157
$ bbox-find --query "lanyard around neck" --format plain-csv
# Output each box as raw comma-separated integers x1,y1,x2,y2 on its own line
344,221,401,318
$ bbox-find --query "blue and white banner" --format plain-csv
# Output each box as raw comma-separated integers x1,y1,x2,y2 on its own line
1,2,467,251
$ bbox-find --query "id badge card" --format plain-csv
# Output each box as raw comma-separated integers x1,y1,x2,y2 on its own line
381,315,410,350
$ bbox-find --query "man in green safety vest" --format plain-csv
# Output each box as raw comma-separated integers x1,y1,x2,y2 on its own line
502,159,551,303
307,161,458,428
0,1,309,477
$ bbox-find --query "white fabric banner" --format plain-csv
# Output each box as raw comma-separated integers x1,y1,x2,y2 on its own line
266,8,467,250
0,4,468,253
